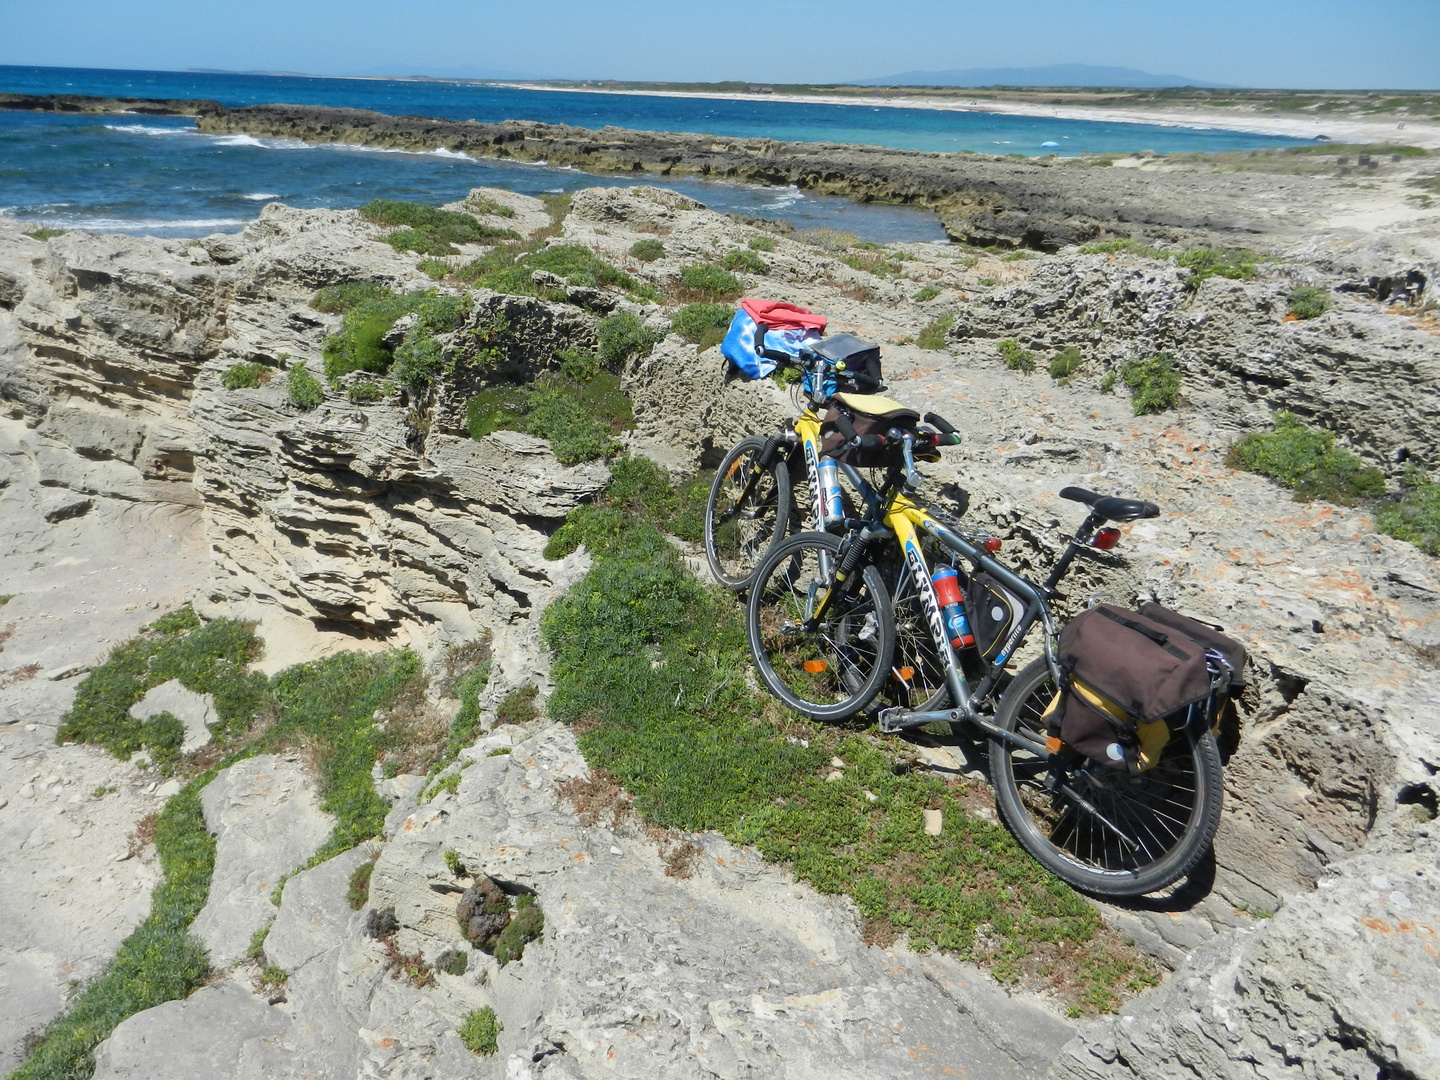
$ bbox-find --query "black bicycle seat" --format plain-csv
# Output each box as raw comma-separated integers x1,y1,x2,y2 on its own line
1059,487,1161,522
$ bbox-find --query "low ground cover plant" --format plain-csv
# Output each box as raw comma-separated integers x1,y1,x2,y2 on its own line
1376,466,1440,556
916,314,955,350
1287,285,1331,319
629,238,665,261
222,362,270,390
287,362,324,410
677,263,742,302
539,462,1153,1012
721,248,767,274
459,1007,502,1055
1118,354,1180,414
360,199,516,255
670,303,735,350
1049,346,1084,382
1227,411,1385,504
996,339,1035,373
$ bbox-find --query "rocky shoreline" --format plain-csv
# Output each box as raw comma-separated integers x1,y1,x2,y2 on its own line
1,166,1438,1078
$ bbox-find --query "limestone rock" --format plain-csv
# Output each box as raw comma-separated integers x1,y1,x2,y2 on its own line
190,756,333,967
130,678,218,754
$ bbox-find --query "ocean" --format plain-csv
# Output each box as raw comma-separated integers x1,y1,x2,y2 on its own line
0,65,1310,242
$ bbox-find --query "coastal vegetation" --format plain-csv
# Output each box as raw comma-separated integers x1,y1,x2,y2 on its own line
359,198,517,255
628,238,665,261
539,461,1155,1011
221,362,270,389
669,302,734,350
721,248,768,274
459,1007,502,1056
1118,354,1181,414
677,263,743,301
1287,285,1331,320
916,314,955,349
997,339,1035,373
1080,238,1259,283
1049,346,1084,382
1227,411,1385,505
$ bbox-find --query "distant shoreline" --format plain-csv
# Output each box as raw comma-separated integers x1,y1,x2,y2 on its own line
493,81,1440,150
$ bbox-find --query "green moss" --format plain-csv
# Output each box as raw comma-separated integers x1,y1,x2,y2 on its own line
669,303,734,350
222,362,269,390
721,248,767,274
9,776,216,1080
465,372,632,463
22,227,67,241
360,199,516,255
629,239,665,261
678,264,743,301
1375,467,1440,556
913,285,941,302
1118,354,1181,415
493,893,544,965
1227,411,1386,505
1287,285,1330,320
916,314,955,350
286,363,324,410
458,1006,502,1056
596,311,663,369
747,236,775,252
465,384,531,440
997,339,1035,374
1049,346,1084,382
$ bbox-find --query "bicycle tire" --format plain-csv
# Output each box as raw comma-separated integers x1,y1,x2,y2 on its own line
746,531,894,722
988,658,1224,898
879,551,950,713
704,435,793,592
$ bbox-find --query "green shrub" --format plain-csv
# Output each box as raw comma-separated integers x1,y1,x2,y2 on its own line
840,251,904,277
1049,346,1084,382
310,282,392,314
1287,285,1330,320
721,248,767,274
387,292,468,393
525,389,619,464
748,236,775,252
1118,354,1181,415
544,457,706,559
23,227,67,241
496,685,539,725
320,288,422,383
997,339,1035,374
347,857,376,911
913,284,941,302
916,314,955,350
417,259,450,280
9,776,216,1080
1375,466,1440,556
1078,238,1164,258
669,303,735,350
360,199,514,256
557,346,600,382
629,239,665,262
678,264,743,301
436,948,469,976
596,311,663,369
459,1006,502,1056
1176,247,1257,284
222,362,269,390
528,245,644,292
1227,411,1386,505
287,362,324,410
463,195,515,218
345,377,386,405
246,919,272,961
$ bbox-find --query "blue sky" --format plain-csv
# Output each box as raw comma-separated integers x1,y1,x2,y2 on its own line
2,0,1436,88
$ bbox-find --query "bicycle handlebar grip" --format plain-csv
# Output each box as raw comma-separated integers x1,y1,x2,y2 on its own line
856,434,887,452
759,347,794,364
923,412,957,435
831,410,859,443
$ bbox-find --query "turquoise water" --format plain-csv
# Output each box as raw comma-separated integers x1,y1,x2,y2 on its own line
0,65,1311,241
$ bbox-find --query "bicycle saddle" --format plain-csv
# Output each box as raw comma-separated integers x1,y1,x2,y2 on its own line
1059,487,1161,522
831,392,919,421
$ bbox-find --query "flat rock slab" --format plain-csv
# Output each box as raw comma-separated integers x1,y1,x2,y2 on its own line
130,678,217,754
190,755,333,967
91,979,285,1080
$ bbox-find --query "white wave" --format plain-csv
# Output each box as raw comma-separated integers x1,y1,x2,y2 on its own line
765,186,804,209
428,147,473,160
243,193,280,201
103,123,193,136
209,133,310,150
8,215,249,232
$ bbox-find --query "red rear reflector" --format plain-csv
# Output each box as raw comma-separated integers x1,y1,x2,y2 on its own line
983,538,1003,553
1092,528,1121,550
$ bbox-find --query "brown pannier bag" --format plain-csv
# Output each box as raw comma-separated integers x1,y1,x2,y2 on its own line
1055,604,1246,770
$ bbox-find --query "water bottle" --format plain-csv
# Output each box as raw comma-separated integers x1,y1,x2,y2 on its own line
931,566,975,648
817,456,844,524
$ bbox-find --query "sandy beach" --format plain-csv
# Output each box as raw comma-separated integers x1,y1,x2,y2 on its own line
495,82,1440,151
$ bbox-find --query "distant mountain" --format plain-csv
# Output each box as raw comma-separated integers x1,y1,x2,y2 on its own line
853,64,1225,89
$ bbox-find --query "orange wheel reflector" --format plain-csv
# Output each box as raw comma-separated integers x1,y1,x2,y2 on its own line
803,660,829,674
1045,736,1064,755
896,666,915,682
726,460,744,480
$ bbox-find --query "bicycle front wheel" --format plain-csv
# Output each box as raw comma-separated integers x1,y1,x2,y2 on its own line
746,531,894,722
704,435,792,592
988,658,1224,898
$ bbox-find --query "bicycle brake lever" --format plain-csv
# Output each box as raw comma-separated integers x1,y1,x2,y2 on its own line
900,432,923,490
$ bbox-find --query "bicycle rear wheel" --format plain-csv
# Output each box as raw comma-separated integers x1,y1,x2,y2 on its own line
988,658,1223,898
746,531,893,722
704,436,792,591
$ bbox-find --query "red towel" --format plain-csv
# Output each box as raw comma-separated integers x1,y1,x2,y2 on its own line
740,299,827,333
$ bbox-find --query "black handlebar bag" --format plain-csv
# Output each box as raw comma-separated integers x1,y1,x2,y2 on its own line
1055,604,1246,771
